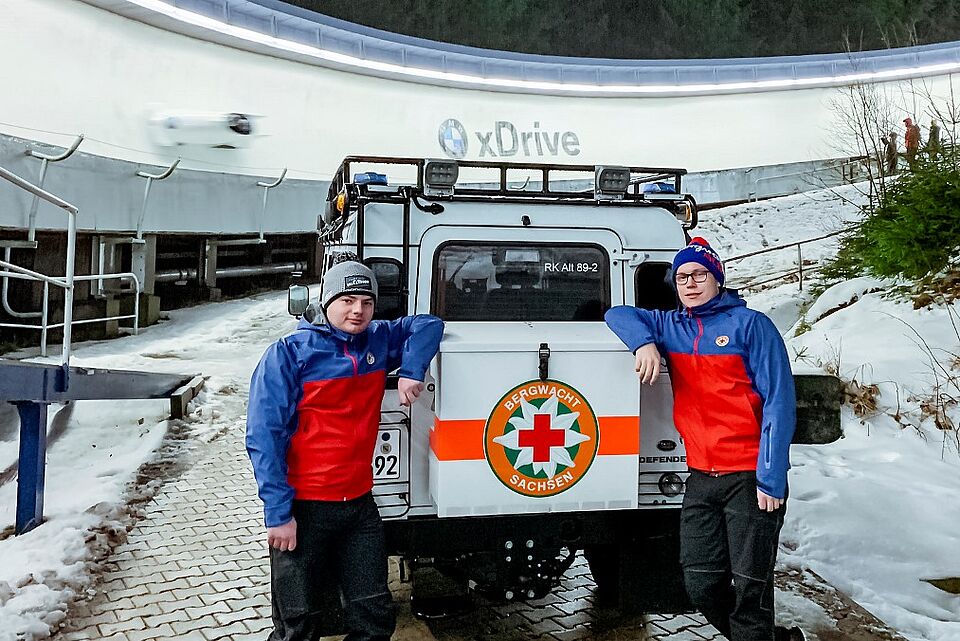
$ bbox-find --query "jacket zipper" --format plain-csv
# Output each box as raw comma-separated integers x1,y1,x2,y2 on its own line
343,342,359,376
688,308,711,470
692,314,704,355
343,340,360,500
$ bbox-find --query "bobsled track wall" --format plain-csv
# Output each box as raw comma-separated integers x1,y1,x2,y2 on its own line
2,0,960,344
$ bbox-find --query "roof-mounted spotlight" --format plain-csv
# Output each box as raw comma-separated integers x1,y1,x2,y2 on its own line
424,159,459,197
595,165,631,200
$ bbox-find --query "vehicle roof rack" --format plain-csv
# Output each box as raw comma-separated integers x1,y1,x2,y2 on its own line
326,155,688,205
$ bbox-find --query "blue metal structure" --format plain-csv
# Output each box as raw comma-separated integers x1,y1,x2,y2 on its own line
1,359,197,534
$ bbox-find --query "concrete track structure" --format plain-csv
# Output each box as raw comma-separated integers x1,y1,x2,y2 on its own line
1,0,959,333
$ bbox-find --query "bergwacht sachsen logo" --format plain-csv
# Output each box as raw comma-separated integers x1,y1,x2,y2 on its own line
484,379,599,497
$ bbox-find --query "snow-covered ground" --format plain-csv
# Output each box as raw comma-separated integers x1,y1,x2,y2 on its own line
1,182,958,640
781,279,960,641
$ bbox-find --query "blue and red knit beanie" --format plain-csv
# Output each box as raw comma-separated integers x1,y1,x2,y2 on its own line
672,237,725,287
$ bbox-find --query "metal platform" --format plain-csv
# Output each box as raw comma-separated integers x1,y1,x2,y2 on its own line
1,358,203,535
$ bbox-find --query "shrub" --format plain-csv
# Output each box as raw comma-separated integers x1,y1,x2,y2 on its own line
824,159,960,280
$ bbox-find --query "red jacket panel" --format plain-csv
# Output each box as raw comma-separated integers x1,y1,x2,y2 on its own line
288,370,387,501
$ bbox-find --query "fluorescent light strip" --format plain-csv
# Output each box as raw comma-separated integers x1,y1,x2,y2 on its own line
127,0,960,94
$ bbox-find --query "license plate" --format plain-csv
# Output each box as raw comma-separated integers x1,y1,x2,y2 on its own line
372,429,402,480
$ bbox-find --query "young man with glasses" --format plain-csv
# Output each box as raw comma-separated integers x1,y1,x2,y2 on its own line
605,237,799,641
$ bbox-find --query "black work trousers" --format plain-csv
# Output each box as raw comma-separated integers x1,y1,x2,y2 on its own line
680,470,785,641
268,494,395,641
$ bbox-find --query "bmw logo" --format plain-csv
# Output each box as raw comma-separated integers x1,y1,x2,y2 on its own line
438,118,468,159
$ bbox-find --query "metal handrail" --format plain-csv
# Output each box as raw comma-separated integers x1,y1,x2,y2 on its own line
725,228,850,263
0,262,70,287
0,165,77,367
0,272,141,357
725,225,856,291
3,252,45,319
0,166,77,214
25,135,84,242
256,167,286,243
135,158,180,240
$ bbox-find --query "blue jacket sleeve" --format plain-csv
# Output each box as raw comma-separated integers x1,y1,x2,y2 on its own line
604,305,669,352
745,313,797,499
379,314,444,380
246,338,302,528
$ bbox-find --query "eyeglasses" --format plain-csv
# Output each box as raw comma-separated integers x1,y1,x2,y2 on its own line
674,270,710,285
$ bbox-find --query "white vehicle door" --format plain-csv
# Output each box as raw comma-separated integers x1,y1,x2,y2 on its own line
628,260,689,506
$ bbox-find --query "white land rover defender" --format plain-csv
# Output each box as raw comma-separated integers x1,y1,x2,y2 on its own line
288,156,840,620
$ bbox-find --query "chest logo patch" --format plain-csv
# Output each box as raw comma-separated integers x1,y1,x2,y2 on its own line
715,335,730,347
366,352,376,365
484,379,599,497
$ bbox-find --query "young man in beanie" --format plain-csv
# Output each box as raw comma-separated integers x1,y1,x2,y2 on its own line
247,254,443,641
605,237,797,641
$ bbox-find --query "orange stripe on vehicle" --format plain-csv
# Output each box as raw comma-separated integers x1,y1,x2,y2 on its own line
597,416,640,455
431,418,486,461
431,416,640,461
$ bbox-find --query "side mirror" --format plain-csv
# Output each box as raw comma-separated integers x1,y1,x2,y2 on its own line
287,285,310,317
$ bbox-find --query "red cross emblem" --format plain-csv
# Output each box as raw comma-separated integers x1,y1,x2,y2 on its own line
485,379,600,498
518,413,567,462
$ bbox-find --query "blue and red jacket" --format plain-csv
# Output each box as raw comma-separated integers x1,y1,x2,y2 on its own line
246,314,443,527
605,290,796,498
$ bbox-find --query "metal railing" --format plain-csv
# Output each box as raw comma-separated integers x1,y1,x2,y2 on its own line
136,158,179,241
26,135,84,242
0,167,78,366
256,168,286,243
1,272,140,357
725,227,854,291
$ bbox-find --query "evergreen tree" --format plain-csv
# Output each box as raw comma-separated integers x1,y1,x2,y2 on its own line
293,0,960,59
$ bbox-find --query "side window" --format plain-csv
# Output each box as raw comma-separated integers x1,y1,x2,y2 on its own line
635,263,677,311
367,259,404,321
432,243,610,321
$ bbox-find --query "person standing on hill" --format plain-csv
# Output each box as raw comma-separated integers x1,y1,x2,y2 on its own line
927,119,942,161
884,132,899,175
904,117,921,167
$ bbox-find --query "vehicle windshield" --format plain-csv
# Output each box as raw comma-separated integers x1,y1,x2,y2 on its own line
432,243,610,321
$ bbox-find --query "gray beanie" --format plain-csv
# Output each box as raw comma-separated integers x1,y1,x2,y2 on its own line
321,259,378,310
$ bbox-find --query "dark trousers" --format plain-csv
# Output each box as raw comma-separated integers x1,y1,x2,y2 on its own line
680,470,785,641
268,494,396,641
